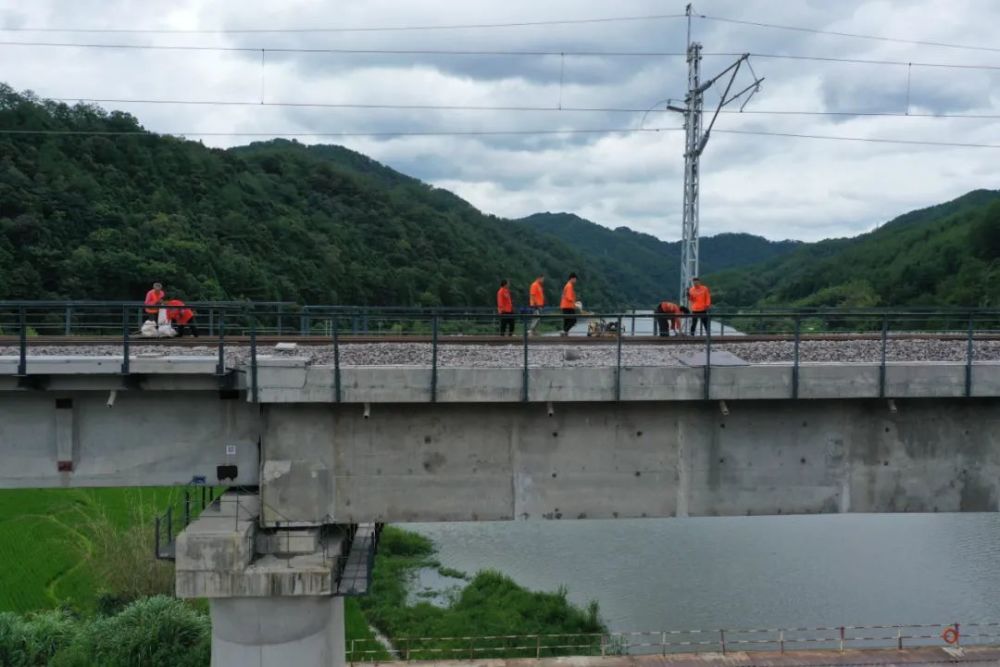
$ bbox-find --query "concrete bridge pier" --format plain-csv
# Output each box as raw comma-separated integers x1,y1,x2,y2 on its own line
175,491,347,667
209,596,345,666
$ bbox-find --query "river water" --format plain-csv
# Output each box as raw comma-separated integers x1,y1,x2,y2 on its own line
409,514,1000,633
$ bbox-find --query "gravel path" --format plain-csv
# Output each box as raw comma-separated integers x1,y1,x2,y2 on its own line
4,339,1000,368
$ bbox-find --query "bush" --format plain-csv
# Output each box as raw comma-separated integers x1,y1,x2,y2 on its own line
0,609,79,666
67,596,210,667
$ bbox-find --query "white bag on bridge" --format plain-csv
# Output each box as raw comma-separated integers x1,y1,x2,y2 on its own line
140,320,158,337
158,323,177,337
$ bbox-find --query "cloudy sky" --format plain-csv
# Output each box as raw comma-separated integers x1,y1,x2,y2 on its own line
1,0,998,242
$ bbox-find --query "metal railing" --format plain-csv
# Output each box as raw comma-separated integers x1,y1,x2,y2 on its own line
346,621,1000,662
154,484,225,560
4,302,1000,404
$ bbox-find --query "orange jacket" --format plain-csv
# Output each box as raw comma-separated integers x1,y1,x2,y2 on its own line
165,299,194,325
496,286,513,314
688,284,711,312
144,288,164,314
560,280,577,309
657,301,682,314
529,279,545,307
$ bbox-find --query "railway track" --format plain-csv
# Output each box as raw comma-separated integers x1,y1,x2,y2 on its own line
1,332,998,347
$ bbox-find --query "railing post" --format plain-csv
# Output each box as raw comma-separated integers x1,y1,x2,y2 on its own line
631,311,636,336
703,317,712,401
661,631,666,656
522,314,529,402
536,635,541,659
840,626,845,652
955,623,961,648
250,317,258,404
333,317,342,403
277,303,283,335
184,490,191,527
17,306,27,377
879,314,888,398
779,629,785,653
965,313,974,398
166,505,173,544
216,311,226,376
430,314,438,403
897,627,902,650
154,515,161,560
719,629,726,655
792,314,801,399
64,305,72,336
208,308,214,337
121,305,130,375
616,315,623,401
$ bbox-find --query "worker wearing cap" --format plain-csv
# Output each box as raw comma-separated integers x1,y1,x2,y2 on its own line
560,273,578,336
144,282,164,324
497,280,515,336
528,275,545,335
687,277,712,336
654,301,688,336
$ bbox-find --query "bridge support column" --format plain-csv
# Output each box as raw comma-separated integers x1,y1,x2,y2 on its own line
209,596,344,666
175,491,347,667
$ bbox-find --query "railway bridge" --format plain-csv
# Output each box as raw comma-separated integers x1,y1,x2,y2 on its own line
2,302,999,666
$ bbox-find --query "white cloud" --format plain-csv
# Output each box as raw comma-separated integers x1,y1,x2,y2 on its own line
1,0,998,242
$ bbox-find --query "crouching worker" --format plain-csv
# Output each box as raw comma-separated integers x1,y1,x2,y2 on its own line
654,301,688,336
165,299,199,337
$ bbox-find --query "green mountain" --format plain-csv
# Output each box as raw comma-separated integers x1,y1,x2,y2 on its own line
0,85,622,308
516,212,801,304
706,189,1000,308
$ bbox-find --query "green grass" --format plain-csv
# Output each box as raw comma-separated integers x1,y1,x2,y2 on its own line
0,488,201,613
357,526,605,660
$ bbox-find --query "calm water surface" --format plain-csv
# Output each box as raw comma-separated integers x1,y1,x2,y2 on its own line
410,514,1000,632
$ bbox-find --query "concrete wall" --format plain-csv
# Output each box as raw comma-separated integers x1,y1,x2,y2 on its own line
0,391,259,487
259,398,1000,525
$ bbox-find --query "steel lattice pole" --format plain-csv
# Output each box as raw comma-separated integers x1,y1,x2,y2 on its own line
679,41,703,306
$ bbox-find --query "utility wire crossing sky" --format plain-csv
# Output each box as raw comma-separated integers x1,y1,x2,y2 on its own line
1,0,998,243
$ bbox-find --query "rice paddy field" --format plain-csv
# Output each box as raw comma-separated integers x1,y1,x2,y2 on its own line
0,487,184,612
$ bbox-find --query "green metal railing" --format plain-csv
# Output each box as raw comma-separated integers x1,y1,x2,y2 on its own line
3,302,1000,404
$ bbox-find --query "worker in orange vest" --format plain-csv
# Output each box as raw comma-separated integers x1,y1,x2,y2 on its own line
687,277,712,336
144,282,164,324
528,275,545,335
654,301,689,337
496,280,515,336
165,298,199,338
559,273,578,336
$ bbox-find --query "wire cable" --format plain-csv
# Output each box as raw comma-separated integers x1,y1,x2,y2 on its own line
2,40,998,72
0,13,687,34
698,14,1000,54
1,126,998,149
45,97,1000,121
714,128,1000,149
0,127,683,138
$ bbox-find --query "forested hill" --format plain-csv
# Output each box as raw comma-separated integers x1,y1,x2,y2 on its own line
516,212,800,303
0,85,626,307
706,189,1000,308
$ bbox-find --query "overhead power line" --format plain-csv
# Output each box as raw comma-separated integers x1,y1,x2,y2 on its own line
698,14,1000,55
715,128,1000,149
44,97,1000,121
0,127,682,138
0,13,687,34
2,40,998,72
1,126,997,149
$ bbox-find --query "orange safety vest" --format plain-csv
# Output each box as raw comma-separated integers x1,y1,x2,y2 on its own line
496,287,513,314
529,280,545,307
560,281,577,309
688,284,711,312
165,299,194,325
144,289,164,314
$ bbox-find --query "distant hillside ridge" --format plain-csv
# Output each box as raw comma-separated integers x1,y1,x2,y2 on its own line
516,212,801,304
705,189,1000,308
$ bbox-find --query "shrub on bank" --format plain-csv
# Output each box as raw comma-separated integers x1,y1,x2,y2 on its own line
0,597,210,667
